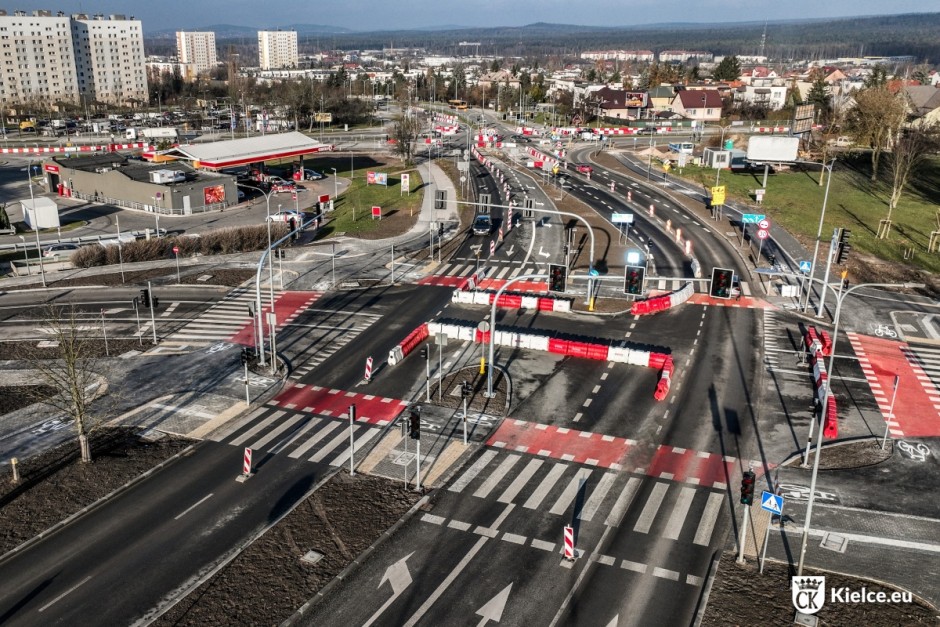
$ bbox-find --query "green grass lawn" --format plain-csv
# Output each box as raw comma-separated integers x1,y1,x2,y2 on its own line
674,154,940,274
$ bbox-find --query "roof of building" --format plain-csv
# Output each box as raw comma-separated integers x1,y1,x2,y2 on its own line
51,153,225,186
160,131,333,169
675,90,724,109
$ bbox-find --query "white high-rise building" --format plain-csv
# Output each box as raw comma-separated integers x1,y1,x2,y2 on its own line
0,10,148,108
72,14,148,105
0,10,79,108
176,31,217,75
258,30,298,70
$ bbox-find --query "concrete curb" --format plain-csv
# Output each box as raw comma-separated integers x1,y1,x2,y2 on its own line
692,550,722,627
0,441,197,567
137,466,343,627
280,492,432,626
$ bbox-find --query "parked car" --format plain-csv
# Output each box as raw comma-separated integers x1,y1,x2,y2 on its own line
302,169,324,180
576,164,593,174
42,243,80,258
271,182,297,194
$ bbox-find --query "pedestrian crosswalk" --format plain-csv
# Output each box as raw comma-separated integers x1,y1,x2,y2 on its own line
903,344,940,395
761,309,805,378
208,405,383,468
161,286,320,348
162,286,281,347
288,311,383,381
446,449,725,545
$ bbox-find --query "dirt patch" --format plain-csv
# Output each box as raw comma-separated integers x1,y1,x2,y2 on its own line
153,471,421,626
0,338,145,361
782,439,894,470
702,550,938,626
429,368,510,415
0,428,194,554
0,384,56,415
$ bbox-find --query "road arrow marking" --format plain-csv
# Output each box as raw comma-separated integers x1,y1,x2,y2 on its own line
476,583,512,625
604,615,619,627
505,245,515,257
363,552,414,627
538,246,550,258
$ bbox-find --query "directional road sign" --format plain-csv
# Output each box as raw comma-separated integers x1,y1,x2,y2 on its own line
799,260,812,273
611,213,634,224
760,490,784,515
741,213,765,224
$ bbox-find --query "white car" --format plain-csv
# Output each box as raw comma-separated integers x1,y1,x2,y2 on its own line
266,211,303,224
43,243,80,258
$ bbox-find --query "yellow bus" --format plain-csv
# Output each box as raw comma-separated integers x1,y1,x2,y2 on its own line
448,99,469,110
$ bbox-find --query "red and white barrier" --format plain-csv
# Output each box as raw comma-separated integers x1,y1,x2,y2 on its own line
564,525,575,560
387,323,430,366
805,327,838,438
364,356,373,381
631,282,694,316
243,447,253,476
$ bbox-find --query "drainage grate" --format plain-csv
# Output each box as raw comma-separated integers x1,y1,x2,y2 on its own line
301,550,324,565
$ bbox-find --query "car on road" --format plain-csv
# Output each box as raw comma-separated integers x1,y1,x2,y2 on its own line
636,127,658,135
301,169,324,180
266,210,303,224
472,214,492,235
42,243,81,258
510,135,531,143
576,164,593,174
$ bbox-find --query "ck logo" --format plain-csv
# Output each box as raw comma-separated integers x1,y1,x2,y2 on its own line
792,576,826,614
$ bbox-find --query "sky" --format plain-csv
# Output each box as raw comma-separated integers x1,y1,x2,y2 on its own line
7,0,939,32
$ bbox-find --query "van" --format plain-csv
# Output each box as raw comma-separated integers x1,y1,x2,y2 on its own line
472,214,492,236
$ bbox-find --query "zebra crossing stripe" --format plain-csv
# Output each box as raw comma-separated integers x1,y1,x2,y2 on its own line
249,414,305,451
230,411,285,447
523,462,567,510
663,486,697,540
288,421,340,459
473,454,521,499
605,476,642,527
549,468,592,516
497,458,544,504
693,491,724,546
268,416,319,454
210,406,269,441
308,428,351,463
449,450,498,493
330,428,379,466
634,482,668,534
578,471,617,522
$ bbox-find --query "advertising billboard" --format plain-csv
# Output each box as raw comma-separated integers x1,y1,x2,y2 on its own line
746,136,799,162
204,184,225,205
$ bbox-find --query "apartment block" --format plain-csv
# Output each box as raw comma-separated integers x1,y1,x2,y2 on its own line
176,31,217,74
258,30,298,70
0,10,148,108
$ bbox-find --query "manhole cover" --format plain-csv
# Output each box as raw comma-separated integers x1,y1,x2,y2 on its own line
301,550,324,565
820,532,847,553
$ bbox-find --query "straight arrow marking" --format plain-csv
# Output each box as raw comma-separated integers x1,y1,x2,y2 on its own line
476,582,513,625
363,552,414,627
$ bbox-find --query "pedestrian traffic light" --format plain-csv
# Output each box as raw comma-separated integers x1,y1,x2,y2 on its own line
709,267,734,299
549,263,567,292
740,470,756,505
409,409,421,440
461,381,471,398
438,222,445,238
140,289,150,308
836,228,852,264
624,265,646,295
420,345,428,359
434,190,447,210
240,347,250,365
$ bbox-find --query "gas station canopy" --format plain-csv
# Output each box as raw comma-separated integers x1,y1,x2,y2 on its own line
158,132,334,169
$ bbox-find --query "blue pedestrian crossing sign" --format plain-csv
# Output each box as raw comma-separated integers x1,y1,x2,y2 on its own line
760,491,784,515
799,260,812,274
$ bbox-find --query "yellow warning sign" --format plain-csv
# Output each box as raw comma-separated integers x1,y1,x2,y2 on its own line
711,185,726,206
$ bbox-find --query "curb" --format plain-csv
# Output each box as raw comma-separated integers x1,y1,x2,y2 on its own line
0,441,198,567
280,491,432,626
692,550,722,627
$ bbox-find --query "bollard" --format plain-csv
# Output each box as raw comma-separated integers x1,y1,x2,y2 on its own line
10,457,19,484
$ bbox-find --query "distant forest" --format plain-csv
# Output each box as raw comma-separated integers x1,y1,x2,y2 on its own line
147,13,940,65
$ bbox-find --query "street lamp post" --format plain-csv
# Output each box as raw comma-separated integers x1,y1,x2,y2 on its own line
25,164,46,286
802,159,836,315
796,280,923,577
331,167,337,200
241,184,275,366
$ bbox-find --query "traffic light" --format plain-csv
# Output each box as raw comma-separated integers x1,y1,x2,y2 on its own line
240,347,251,365
434,190,447,210
438,221,445,238
740,471,756,505
409,409,421,440
624,265,646,295
709,267,734,299
523,197,535,218
549,263,567,292
461,381,471,397
420,345,428,359
140,289,150,308
836,228,852,264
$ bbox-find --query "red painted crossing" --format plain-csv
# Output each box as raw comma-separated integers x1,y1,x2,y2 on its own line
847,332,940,437
477,278,548,293
417,275,467,288
271,383,408,426
486,418,747,489
686,294,773,309
229,291,320,346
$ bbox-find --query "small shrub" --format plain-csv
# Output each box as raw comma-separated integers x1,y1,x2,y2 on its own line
71,245,106,268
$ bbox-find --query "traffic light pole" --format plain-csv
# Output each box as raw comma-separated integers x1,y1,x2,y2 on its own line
736,505,750,565
147,281,157,345
486,273,547,397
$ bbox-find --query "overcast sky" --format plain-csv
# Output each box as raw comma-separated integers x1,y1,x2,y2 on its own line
8,1,938,32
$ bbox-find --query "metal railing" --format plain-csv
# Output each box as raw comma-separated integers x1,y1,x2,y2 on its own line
67,190,230,215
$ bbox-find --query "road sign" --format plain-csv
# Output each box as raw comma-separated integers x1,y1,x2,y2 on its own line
611,213,634,224
757,229,769,240
372,205,381,218
760,491,784,515
758,219,770,229
710,185,726,206
364,356,373,381
799,260,812,273
741,213,765,224
172,246,179,254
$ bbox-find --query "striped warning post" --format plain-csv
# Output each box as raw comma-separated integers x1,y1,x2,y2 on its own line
365,356,373,381
564,525,575,560
243,447,252,475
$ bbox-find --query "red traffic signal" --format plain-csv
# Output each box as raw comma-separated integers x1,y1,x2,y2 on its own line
740,470,756,505
710,267,734,299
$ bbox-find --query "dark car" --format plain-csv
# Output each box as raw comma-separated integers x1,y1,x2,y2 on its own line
472,214,492,235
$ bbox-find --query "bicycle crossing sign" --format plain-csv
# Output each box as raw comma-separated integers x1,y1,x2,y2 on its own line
760,491,784,515
799,260,812,273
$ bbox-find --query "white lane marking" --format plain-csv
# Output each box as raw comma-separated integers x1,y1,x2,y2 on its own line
174,493,214,521
38,576,93,612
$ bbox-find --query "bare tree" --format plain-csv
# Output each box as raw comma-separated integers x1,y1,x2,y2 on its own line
26,305,108,462
390,112,420,165
847,88,907,181
881,123,940,237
